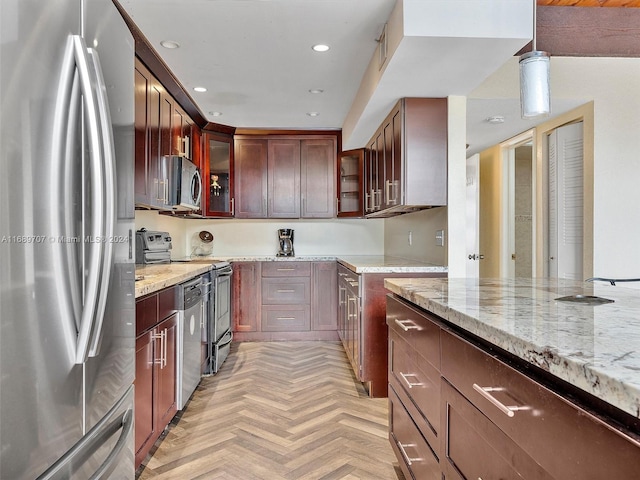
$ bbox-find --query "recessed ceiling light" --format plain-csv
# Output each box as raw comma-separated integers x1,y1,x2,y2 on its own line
311,44,330,52
193,87,207,93
308,89,324,94
307,112,320,117
485,115,505,124
160,40,180,49
209,111,223,117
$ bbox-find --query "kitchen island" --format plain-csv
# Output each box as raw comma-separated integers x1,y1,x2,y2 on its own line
384,277,640,480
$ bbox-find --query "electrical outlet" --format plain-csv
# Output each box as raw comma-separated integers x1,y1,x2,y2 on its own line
435,229,445,247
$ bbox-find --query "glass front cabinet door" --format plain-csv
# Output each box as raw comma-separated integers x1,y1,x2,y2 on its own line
203,132,234,217
337,149,364,217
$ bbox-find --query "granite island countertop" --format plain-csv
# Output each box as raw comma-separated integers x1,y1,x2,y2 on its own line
384,277,640,419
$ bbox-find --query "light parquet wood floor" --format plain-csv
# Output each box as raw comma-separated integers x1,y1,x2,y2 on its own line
137,341,405,480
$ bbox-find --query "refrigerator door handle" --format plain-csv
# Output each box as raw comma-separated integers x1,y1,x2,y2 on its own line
35,408,133,480
71,34,106,364
86,47,117,358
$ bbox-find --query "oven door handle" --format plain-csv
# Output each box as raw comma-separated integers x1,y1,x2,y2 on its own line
217,330,233,348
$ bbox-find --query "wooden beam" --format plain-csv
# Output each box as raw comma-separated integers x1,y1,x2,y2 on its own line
518,5,640,57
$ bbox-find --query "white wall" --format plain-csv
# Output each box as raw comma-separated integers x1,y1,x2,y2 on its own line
135,210,384,258
384,207,447,264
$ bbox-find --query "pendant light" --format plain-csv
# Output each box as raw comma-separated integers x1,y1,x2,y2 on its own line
519,0,550,118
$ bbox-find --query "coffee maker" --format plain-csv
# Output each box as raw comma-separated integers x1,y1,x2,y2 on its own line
277,229,294,257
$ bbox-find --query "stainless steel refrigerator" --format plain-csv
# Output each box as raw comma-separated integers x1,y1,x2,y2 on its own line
0,0,136,478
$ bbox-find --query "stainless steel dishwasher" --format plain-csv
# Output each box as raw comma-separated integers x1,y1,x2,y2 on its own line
177,275,204,410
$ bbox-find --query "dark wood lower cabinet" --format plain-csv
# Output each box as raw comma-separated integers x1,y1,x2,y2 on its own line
441,379,553,480
389,385,440,480
233,261,338,341
134,289,178,469
386,294,640,480
339,268,446,398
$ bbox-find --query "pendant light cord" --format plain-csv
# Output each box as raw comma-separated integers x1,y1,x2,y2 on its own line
532,0,537,51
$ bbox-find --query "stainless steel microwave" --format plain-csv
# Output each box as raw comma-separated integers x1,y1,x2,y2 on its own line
163,155,202,211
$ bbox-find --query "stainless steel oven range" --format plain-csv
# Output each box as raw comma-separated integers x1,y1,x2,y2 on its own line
206,261,233,374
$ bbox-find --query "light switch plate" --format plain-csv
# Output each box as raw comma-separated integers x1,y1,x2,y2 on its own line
435,229,445,247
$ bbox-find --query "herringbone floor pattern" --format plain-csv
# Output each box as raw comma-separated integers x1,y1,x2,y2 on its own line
137,341,404,480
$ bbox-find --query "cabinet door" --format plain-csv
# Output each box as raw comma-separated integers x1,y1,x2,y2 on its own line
203,132,234,217
134,330,155,468
134,60,163,208
268,139,300,218
441,379,554,480
234,139,268,218
134,64,151,206
172,104,185,156
190,122,202,168
311,262,337,330
232,262,261,332
155,313,178,429
338,149,364,217
300,138,336,218
383,105,402,208
389,385,440,480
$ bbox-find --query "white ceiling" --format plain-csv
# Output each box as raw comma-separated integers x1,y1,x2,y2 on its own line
118,0,589,156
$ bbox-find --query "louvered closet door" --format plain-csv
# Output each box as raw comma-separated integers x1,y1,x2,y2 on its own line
548,122,584,280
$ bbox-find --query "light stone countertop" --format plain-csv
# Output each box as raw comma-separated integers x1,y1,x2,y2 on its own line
217,255,447,274
135,255,448,298
135,263,213,298
337,255,448,274
384,277,640,418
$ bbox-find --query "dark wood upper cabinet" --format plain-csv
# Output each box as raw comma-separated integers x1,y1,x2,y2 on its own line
337,149,364,217
365,98,447,218
234,134,337,219
203,132,234,217
268,139,301,218
135,59,170,209
301,138,336,218
234,138,268,218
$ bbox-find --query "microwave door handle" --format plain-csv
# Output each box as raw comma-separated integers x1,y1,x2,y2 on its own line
71,35,106,364
51,36,84,349
86,47,117,358
192,168,202,208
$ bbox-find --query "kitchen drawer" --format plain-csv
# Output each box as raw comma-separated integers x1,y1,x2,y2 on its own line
387,295,440,370
158,285,178,320
262,277,310,304
389,385,440,480
261,305,310,331
441,379,554,480
261,261,311,277
136,294,157,336
441,329,640,480
389,328,440,447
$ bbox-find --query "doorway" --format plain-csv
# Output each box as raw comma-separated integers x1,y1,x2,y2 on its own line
502,130,535,278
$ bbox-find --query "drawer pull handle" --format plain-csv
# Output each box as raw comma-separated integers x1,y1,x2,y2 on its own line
397,442,421,466
276,289,296,293
399,372,424,389
394,319,421,331
472,384,527,418
276,317,296,321
276,268,295,271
